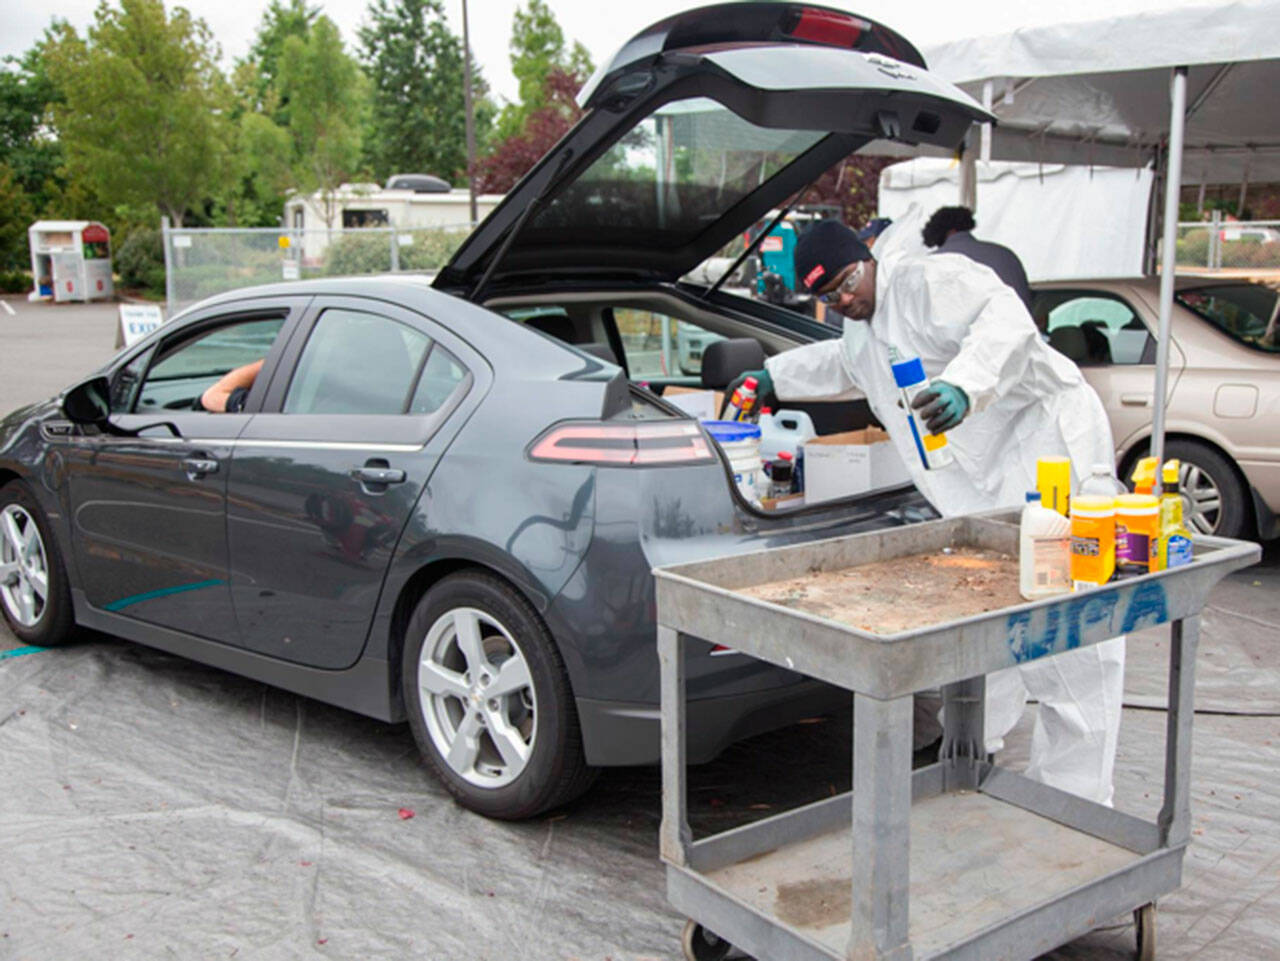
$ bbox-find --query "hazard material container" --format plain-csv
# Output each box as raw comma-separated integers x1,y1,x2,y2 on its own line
28,220,114,303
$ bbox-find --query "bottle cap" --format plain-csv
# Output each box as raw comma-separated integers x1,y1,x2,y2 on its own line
1162,459,1181,483
743,376,758,390
890,356,927,388
1025,491,1042,502
778,451,793,462
760,406,773,416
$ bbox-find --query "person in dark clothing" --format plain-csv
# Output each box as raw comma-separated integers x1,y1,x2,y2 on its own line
922,205,1032,310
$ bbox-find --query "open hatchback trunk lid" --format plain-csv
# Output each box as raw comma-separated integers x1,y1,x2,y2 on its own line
436,2,991,296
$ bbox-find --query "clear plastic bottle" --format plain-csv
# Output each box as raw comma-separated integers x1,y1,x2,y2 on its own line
1019,491,1073,599
1078,462,1126,499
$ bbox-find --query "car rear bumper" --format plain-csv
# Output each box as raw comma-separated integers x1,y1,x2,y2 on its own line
575,678,849,766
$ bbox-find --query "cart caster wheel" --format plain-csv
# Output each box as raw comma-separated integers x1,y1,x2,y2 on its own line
1135,902,1156,961
682,919,733,961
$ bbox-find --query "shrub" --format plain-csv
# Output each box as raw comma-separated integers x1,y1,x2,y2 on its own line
0,269,29,293
116,227,167,291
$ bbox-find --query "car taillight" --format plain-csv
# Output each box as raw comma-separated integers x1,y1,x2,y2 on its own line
529,421,715,466
784,7,867,48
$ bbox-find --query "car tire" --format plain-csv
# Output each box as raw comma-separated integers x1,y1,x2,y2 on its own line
402,571,596,819
0,479,75,647
1163,440,1249,539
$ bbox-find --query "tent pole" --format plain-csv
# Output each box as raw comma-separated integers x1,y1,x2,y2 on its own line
1151,66,1187,494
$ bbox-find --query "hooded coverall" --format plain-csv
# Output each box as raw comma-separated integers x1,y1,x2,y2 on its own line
766,210,1126,805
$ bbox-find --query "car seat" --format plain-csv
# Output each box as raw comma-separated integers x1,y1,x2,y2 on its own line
524,312,581,344
1048,326,1089,363
700,337,765,389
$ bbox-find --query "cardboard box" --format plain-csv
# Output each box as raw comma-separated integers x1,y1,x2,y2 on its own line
662,385,724,420
802,427,912,504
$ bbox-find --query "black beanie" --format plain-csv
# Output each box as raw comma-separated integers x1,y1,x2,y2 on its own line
793,219,872,292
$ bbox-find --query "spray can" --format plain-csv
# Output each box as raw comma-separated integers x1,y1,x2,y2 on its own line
890,356,955,470
726,376,758,422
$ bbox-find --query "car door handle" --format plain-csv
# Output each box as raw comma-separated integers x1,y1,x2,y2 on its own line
182,457,219,478
1120,393,1152,407
352,466,406,485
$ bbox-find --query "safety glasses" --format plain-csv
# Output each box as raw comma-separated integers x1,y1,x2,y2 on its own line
818,261,867,304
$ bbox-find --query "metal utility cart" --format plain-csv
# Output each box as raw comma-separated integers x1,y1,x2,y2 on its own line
654,513,1259,961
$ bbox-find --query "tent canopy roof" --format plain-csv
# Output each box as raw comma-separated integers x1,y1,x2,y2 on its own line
921,0,1280,182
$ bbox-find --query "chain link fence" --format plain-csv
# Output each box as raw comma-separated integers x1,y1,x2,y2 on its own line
162,223,472,315
1176,215,1280,272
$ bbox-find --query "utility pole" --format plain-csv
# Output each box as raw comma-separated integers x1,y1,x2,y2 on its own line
462,0,478,225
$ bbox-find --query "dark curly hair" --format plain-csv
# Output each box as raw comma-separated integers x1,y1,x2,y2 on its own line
922,206,976,248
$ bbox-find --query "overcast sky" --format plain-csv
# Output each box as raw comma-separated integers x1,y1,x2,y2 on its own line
2,0,1210,105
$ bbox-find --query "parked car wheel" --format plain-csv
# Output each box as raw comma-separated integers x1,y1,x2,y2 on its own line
0,480,75,647
402,571,595,819
1163,440,1248,539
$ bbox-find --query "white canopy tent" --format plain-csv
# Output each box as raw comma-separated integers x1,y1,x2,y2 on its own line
918,0,1280,488
878,158,1152,280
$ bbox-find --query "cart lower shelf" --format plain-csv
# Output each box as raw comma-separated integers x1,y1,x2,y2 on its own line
669,789,1179,961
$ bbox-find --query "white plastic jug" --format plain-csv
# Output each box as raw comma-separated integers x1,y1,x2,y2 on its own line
759,409,817,462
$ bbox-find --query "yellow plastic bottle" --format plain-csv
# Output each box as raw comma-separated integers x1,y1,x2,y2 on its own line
1158,460,1194,569
1037,457,1072,516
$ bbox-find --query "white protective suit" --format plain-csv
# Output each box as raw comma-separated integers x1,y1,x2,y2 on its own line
767,207,1126,805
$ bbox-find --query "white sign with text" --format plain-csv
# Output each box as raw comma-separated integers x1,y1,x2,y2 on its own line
116,304,165,348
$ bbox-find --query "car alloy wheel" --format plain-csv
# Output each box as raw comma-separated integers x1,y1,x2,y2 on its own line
1179,460,1222,535
1,503,49,629
417,606,537,789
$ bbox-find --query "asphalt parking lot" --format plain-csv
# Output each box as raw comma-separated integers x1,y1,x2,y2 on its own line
2,293,1279,960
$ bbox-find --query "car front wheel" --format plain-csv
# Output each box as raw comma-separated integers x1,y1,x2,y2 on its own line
0,480,75,646
402,571,595,819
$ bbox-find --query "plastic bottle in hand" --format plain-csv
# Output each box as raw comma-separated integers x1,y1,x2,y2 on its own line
1020,491,1073,599
890,356,954,470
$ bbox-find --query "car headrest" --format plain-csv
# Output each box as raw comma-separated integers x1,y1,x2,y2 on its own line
524,312,579,344
701,337,765,389
579,342,618,365
1049,326,1088,363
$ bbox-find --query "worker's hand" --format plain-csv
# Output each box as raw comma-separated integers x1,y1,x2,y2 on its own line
720,368,776,418
911,381,969,433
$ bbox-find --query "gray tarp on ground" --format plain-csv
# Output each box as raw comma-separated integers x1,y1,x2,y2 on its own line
2,547,1278,960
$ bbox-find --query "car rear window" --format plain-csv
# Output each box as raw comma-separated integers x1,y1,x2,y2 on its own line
1176,284,1279,354
528,97,824,251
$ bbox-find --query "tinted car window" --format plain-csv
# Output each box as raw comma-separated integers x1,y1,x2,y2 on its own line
1032,291,1153,366
284,308,430,414
135,317,285,412
1176,284,1280,353
410,344,469,414
528,97,824,250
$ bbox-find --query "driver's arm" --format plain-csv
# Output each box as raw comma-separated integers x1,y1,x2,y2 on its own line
201,359,264,412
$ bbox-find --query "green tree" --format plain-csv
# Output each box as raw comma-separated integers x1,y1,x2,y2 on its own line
278,16,368,228
237,0,318,122
358,0,495,183
495,0,592,142
0,32,67,218
0,163,35,271
45,0,232,227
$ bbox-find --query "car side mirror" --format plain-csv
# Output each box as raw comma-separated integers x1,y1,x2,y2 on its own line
61,376,111,425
